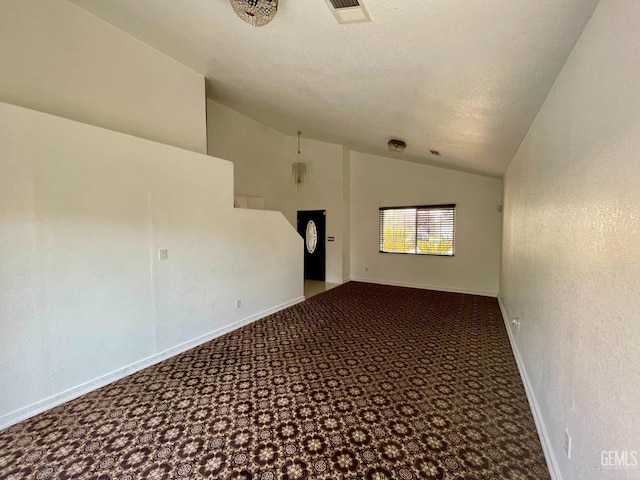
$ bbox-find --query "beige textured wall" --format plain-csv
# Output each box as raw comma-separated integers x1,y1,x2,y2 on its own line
208,100,503,292
0,102,302,427
0,0,207,153
342,147,351,282
500,0,640,478
207,100,287,212
350,152,503,296
207,100,348,284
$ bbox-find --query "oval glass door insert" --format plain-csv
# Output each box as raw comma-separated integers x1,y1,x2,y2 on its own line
305,220,318,254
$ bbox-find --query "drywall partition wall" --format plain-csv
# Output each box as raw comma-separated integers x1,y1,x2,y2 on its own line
0,0,206,154
0,101,303,426
207,100,287,211
500,1,640,479
207,100,348,284
350,152,502,296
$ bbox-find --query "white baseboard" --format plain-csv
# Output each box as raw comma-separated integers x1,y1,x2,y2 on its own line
0,296,305,431
350,276,497,298
497,296,562,480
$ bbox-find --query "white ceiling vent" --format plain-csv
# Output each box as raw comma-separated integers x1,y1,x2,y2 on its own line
324,0,371,24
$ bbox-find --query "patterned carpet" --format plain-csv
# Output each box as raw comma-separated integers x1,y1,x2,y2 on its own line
0,282,550,480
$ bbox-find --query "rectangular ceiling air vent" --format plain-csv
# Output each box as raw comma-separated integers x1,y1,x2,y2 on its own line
324,0,371,24
329,0,360,8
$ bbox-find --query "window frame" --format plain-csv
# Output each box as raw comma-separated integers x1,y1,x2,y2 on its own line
378,204,456,257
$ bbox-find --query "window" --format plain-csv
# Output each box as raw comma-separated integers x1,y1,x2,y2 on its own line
379,204,455,256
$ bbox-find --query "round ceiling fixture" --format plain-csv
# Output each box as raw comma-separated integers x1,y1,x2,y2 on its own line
230,0,278,27
388,139,406,153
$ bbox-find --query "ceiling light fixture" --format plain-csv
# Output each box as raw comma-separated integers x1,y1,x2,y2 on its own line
388,139,406,153
230,0,278,27
292,131,307,186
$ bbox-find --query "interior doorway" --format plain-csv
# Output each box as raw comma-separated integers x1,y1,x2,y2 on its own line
297,210,326,281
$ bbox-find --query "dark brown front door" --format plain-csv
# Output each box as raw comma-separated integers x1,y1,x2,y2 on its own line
297,210,326,281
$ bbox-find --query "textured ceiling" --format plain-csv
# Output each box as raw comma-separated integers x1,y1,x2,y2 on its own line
69,0,599,177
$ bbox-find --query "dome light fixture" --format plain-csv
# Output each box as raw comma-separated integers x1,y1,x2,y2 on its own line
229,0,278,27
388,139,406,153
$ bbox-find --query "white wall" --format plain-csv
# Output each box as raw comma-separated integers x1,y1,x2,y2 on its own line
350,152,502,296
342,148,351,282
0,0,206,154
500,0,640,478
0,101,303,427
207,100,286,211
208,100,504,290
207,100,348,284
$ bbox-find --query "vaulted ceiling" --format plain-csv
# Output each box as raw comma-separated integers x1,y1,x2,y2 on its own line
70,0,599,177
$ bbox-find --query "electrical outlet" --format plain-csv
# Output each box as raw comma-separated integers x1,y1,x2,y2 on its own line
236,299,241,309
564,429,572,459
511,317,520,332
158,248,168,261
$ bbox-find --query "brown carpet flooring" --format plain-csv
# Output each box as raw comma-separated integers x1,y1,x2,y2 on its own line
0,282,550,480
